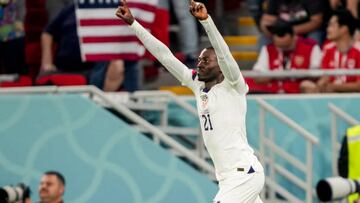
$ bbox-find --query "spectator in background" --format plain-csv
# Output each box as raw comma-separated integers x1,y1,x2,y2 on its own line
40,3,134,91
260,0,327,45
38,171,65,203
246,0,268,28
301,9,360,93
159,0,199,67
329,0,359,18
252,20,321,93
45,0,72,21
329,0,360,40
0,0,26,75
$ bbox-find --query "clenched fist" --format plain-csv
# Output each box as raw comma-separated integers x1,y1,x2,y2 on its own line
116,0,135,25
189,0,208,21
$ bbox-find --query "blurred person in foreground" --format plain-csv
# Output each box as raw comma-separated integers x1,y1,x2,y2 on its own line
38,171,65,203
338,125,360,203
116,0,265,202
252,19,321,93
301,9,360,93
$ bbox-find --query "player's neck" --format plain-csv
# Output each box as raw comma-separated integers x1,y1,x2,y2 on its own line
204,75,224,91
336,35,353,53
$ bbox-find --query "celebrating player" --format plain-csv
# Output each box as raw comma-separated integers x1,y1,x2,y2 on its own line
116,0,264,202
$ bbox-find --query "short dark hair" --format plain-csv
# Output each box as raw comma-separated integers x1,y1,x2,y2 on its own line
204,46,214,51
332,9,357,36
267,19,294,37
44,171,66,186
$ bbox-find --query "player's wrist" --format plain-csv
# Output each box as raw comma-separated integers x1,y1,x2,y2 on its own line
124,17,134,25
198,14,210,22
198,14,208,21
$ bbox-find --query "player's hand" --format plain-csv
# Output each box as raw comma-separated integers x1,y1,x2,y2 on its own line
189,0,208,20
116,0,134,25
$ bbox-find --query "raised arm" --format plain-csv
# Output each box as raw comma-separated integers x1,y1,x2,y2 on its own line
116,0,189,83
189,0,246,90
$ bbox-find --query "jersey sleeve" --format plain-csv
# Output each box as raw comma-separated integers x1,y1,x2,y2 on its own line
253,46,270,71
199,16,248,94
310,45,322,69
320,47,332,69
130,20,194,88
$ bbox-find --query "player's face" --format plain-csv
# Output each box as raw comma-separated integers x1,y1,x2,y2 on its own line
38,175,64,203
273,33,293,50
197,48,221,82
327,16,341,41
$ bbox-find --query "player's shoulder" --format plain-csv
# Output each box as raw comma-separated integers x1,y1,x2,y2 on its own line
191,69,197,81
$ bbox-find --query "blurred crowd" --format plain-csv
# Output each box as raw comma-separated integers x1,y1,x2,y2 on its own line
249,0,360,94
0,0,359,94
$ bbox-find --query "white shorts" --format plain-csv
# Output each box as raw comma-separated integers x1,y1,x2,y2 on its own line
213,171,265,203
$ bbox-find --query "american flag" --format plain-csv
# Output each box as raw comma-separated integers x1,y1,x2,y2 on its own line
75,0,158,61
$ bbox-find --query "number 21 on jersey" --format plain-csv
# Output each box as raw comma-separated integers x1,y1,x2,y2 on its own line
201,113,213,131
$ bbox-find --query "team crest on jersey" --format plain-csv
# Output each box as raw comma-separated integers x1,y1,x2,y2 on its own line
294,56,304,66
200,93,208,108
347,59,356,69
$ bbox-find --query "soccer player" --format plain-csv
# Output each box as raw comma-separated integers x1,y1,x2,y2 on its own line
116,0,265,202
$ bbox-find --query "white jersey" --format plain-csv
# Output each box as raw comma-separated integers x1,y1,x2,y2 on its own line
130,15,263,182
182,74,262,181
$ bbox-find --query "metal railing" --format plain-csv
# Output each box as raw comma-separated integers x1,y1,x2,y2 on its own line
257,98,319,203
129,91,211,161
132,91,198,115
328,103,359,175
0,86,215,177
242,69,360,78
3,85,360,203
0,74,18,82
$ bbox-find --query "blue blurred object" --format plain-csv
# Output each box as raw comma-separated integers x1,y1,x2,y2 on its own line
0,7,3,21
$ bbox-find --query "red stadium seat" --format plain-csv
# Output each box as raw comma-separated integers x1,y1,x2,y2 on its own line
36,74,87,86
0,76,33,87
245,77,278,94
